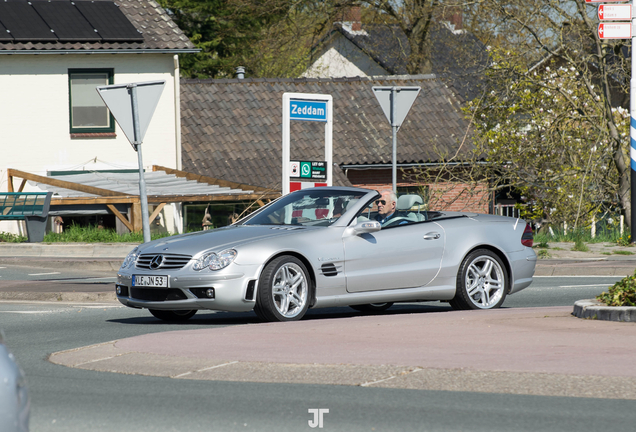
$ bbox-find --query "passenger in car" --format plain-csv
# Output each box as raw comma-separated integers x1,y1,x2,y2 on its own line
332,198,347,218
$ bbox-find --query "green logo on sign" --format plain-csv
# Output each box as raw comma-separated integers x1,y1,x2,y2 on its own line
300,162,311,178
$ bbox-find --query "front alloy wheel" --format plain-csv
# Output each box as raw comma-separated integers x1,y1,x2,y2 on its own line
450,249,508,310
255,256,311,322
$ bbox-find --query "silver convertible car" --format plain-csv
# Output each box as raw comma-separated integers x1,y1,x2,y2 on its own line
116,187,536,322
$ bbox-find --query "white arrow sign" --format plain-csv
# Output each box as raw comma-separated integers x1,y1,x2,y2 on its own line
598,4,632,21
96,80,165,146
598,22,632,39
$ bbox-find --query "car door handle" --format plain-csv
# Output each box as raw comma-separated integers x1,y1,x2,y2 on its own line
423,232,440,240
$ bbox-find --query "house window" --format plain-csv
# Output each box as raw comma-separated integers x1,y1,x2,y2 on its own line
68,69,115,134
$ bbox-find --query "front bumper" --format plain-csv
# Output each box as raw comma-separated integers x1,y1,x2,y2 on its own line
116,263,262,313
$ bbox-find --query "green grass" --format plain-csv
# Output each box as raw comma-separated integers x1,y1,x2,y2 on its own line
0,231,27,243
534,228,630,244
571,238,589,252
613,250,635,255
536,249,551,259
43,224,173,243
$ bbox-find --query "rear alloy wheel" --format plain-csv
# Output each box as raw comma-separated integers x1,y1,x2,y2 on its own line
255,256,311,322
450,249,508,310
350,302,394,313
149,309,197,322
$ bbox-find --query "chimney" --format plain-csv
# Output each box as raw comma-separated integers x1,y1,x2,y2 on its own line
443,7,462,31
450,9,462,31
235,66,245,79
343,6,362,32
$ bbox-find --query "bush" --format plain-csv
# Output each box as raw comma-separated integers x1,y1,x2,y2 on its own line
597,272,636,307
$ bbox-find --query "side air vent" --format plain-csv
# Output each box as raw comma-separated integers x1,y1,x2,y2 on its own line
244,280,256,301
320,263,338,277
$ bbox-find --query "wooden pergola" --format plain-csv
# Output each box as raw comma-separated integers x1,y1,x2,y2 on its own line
7,165,280,232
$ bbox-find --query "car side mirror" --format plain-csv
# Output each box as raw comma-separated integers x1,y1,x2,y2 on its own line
352,220,381,235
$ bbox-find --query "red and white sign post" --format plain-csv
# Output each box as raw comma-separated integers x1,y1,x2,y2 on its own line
591,0,636,240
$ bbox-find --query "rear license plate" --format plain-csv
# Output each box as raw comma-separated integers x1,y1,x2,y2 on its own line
133,275,168,287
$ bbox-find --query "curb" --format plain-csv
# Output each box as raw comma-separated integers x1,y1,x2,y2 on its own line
573,299,636,322
0,242,135,258
0,257,122,272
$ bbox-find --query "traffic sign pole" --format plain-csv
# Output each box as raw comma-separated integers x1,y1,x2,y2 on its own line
391,87,398,193
129,83,151,244
631,5,636,242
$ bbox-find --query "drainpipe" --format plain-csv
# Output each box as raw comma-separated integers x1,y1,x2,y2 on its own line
173,54,182,171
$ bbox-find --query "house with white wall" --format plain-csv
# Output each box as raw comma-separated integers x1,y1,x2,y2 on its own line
0,0,198,235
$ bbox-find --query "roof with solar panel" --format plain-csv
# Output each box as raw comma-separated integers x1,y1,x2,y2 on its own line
0,0,196,52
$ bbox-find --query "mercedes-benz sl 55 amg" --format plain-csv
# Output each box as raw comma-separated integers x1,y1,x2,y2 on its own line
116,187,536,322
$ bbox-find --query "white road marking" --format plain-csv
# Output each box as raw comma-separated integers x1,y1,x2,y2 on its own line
559,284,614,288
173,361,239,378
28,272,61,276
0,310,57,314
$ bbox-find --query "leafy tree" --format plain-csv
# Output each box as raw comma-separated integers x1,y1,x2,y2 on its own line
158,0,292,78
468,47,628,229
460,1,632,229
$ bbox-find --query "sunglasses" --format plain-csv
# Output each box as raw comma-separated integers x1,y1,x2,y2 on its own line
375,200,387,205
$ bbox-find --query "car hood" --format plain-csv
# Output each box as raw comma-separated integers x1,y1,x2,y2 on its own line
136,225,306,256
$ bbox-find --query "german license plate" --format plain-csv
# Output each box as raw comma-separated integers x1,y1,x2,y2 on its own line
133,275,168,287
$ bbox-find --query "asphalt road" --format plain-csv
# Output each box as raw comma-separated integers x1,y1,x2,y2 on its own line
1,275,635,431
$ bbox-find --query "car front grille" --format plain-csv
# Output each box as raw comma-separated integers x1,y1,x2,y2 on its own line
136,253,192,270
130,288,188,302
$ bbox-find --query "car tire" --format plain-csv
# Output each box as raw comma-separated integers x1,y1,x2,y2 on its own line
450,249,508,310
149,309,197,322
350,302,394,313
254,256,311,322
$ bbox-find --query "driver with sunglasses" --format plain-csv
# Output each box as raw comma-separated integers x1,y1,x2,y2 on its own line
374,190,405,226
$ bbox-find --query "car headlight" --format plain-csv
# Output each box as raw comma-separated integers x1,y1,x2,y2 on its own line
120,247,139,270
193,249,237,271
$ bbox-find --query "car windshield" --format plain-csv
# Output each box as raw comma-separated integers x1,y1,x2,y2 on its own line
241,189,368,227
